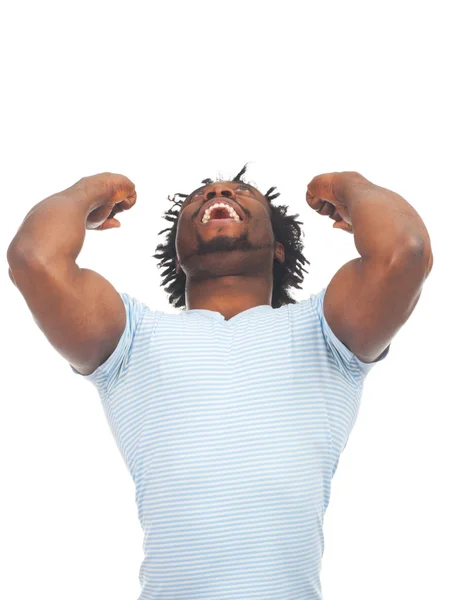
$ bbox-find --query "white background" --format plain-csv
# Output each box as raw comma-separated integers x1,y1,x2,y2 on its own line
1,1,447,599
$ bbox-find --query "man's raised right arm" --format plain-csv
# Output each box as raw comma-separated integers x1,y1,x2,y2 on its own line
6,173,137,376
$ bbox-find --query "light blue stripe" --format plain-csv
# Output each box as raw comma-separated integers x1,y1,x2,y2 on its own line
71,287,389,599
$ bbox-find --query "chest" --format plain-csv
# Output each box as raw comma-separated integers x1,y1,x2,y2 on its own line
140,316,329,457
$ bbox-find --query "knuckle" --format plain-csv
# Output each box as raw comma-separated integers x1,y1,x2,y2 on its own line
81,173,135,202
107,174,130,199
340,170,361,178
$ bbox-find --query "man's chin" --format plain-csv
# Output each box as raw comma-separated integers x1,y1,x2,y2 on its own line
196,235,251,255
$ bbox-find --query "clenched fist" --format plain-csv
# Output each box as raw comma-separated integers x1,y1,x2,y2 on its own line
75,172,137,231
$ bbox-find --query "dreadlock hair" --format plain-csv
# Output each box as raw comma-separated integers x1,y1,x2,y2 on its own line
153,163,310,309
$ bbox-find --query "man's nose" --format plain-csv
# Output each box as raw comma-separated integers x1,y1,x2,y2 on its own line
204,184,236,201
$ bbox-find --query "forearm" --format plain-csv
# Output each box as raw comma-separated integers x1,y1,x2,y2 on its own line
342,174,432,264
7,179,100,266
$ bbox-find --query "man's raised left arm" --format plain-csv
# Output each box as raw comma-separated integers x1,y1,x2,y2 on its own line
306,171,433,364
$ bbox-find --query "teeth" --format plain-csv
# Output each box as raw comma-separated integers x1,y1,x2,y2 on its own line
201,202,241,224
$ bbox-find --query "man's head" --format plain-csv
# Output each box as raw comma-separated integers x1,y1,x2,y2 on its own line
154,164,310,309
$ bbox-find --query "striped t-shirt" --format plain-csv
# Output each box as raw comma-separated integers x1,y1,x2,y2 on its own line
71,287,389,600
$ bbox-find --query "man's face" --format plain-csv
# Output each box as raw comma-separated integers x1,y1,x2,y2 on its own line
175,180,284,278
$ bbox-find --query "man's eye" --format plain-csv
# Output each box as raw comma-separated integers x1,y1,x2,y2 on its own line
237,185,250,192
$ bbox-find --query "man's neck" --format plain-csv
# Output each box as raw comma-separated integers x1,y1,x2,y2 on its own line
185,275,272,321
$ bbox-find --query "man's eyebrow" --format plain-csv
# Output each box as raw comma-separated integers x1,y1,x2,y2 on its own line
236,183,264,199
237,183,257,194
187,181,258,199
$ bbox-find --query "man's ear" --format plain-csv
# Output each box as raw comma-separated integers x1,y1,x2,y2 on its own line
274,242,285,264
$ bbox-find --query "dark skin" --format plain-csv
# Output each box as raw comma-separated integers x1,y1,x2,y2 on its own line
174,181,285,320
8,171,432,372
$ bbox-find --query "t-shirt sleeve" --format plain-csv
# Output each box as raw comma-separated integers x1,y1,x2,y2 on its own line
309,286,390,387
69,291,151,395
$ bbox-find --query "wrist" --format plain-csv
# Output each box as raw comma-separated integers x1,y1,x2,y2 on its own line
333,172,373,211
70,176,113,213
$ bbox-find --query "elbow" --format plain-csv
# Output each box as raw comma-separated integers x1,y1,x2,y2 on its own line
7,242,43,287
425,250,434,278
7,239,28,268
8,267,17,286
7,239,42,270
393,236,433,278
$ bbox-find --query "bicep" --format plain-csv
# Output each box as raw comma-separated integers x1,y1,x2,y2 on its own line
8,256,126,376
323,251,430,364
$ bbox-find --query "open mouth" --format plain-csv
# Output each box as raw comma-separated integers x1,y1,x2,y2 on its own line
200,202,243,224
201,217,240,226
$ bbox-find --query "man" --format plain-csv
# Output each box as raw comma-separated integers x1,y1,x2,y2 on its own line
7,164,433,599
